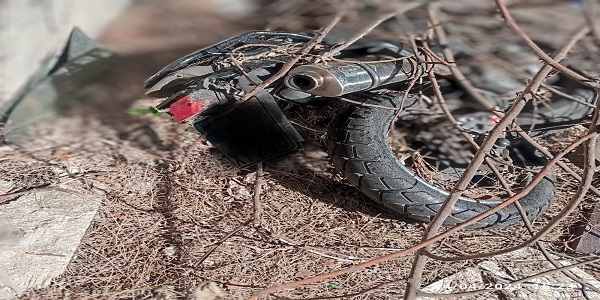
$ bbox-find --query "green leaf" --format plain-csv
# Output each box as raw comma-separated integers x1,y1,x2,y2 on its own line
129,107,161,117
327,284,338,290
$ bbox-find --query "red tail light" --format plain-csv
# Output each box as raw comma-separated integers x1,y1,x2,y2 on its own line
169,96,204,122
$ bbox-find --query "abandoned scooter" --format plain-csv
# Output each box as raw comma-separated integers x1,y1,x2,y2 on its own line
144,31,596,229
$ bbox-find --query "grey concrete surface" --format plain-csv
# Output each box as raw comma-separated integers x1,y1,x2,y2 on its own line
0,185,103,299
422,248,600,299
0,1,130,298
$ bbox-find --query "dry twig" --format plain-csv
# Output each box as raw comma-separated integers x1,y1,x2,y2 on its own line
239,14,343,102
252,162,264,228
194,219,252,268
419,257,600,298
404,2,593,297
249,129,595,299
322,0,426,58
426,1,496,111
495,0,598,89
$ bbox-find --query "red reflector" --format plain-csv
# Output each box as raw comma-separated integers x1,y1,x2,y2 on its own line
169,96,203,122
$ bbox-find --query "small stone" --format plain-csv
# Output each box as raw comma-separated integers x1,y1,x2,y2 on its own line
163,246,177,257
193,281,225,300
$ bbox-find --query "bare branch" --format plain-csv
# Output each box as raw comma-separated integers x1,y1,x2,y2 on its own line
495,0,598,89
252,162,264,228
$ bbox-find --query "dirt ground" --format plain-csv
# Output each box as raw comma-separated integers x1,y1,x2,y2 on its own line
1,0,599,299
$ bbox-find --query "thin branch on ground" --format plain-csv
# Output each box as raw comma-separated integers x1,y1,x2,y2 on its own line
510,121,600,198
252,162,264,228
514,193,600,294
537,243,600,294
584,0,600,48
194,219,252,268
495,0,598,89
426,1,496,111
419,257,600,298
404,11,592,297
248,129,594,299
423,67,513,189
421,92,599,265
282,279,407,300
540,83,598,108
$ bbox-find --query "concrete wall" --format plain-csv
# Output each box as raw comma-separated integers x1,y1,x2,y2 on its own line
0,0,132,107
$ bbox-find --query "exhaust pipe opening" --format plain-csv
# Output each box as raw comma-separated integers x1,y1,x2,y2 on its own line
285,72,323,91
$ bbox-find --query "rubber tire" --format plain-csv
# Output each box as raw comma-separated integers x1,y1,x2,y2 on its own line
326,94,556,229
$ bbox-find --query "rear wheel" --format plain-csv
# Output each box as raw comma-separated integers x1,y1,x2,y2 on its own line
326,93,556,229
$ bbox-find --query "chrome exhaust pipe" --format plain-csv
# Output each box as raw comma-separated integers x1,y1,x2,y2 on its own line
284,59,422,97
